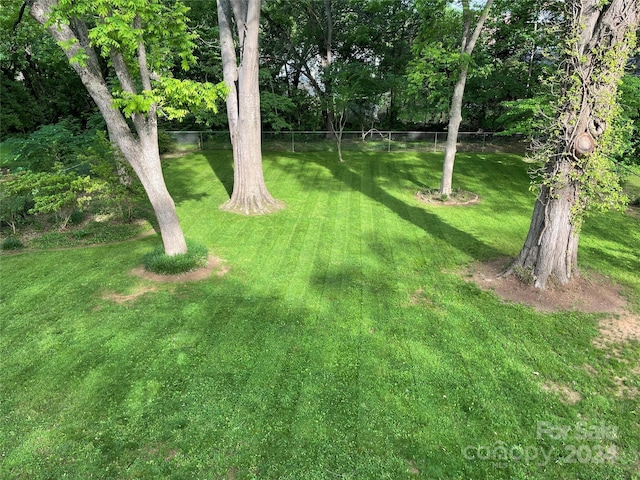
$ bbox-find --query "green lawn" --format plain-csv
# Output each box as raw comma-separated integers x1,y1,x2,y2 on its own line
1,151,638,479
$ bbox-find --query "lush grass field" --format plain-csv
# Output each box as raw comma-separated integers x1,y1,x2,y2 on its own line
1,151,639,479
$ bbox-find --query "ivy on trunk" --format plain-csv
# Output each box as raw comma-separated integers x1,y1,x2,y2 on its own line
506,0,640,289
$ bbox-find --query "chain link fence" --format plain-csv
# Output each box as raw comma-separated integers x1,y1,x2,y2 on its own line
165,130,528,154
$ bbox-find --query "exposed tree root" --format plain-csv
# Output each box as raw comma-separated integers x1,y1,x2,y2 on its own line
220,196,286,216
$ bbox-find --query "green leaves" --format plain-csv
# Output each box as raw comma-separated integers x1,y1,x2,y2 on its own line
47,0,219,121
156,78,227,121
111,90,155,117
0,167,94,227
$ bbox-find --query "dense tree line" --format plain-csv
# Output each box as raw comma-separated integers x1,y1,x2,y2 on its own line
2,1,637,160
2,1,638,138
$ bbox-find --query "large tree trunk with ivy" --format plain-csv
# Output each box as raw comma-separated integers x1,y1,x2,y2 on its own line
217,0,284,215
30,0,188,255
439,0,493,195
506,0,639,289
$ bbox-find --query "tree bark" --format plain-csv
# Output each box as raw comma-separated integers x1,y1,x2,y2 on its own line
508,160,580,289
217,0,284,215
439,0,494,195
507,0,640,289
440,64,469,194
30,0,188,255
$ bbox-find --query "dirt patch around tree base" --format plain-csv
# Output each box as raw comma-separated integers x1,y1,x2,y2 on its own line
102,255,229,304
130,254,229,282
467,257,629,314
416,189,480,206
466,257,640,347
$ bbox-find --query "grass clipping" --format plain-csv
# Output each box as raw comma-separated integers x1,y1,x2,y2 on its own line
142,240,208,275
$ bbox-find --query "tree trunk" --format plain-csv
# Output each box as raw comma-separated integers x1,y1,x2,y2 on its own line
322,0,335,139
217,0,284,215
438,0,494,195
507,0,640,289
126,123,188,256
507,160,580,289
440,64,469,195
105,124,132,186
30,0,188,256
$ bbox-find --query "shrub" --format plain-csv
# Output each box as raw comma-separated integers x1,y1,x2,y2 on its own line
0,168,95,229
70,210,85,225
0,186,33,233
5,119,93,172
84,132,145,221
142,240,208,275
1,237,23,250
157,129,174,154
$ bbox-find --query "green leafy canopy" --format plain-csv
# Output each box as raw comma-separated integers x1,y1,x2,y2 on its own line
48,0,226,120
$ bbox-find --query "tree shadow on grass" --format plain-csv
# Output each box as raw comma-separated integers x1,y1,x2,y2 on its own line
162,155,214,206
206,150,235,198
580,211,640,285
270,152,502,262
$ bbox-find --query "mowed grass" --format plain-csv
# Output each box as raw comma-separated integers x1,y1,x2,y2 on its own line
1,151,639,479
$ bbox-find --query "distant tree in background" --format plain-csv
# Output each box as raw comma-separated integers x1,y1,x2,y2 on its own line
261,0,419,132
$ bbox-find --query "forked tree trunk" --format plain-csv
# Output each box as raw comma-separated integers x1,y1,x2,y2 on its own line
439,0,493,195
31,0,188,256
217,0,284,215
507,0,640,289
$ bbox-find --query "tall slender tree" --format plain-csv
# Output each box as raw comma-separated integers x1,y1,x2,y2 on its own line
217,0,284,215
30,0,224,255
505,0,640,289
439,0,494,195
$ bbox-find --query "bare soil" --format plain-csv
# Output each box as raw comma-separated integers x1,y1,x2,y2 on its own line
540,381,583,405
102,284,159,304
416,189,480,206
466,257,640,347
102,255,229,304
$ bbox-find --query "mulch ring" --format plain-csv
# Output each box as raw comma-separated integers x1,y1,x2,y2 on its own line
416,189,479,206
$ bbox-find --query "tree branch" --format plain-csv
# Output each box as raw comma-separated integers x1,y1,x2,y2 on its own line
29,0,137,154
110,50,137,94
463,0,494,56
134,15,152,92
231,0,248,51
71,18,101,75
13,1,33,31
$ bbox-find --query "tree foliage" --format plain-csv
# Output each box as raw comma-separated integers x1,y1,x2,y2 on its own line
0,0,93,138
